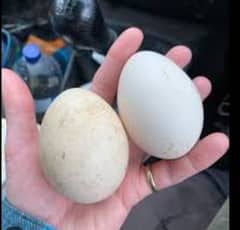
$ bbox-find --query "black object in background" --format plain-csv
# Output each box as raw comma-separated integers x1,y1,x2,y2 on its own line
49,0,116,54
107,0,228,23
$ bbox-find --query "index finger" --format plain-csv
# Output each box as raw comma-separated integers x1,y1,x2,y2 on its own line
90,28,144,104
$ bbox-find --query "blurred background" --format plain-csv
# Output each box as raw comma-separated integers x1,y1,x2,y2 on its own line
2,0,229,229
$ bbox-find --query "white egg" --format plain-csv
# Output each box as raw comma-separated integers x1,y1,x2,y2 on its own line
117,51,203,159
40,88,129,204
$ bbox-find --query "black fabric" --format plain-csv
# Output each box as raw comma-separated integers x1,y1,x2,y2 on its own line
122,168,229,230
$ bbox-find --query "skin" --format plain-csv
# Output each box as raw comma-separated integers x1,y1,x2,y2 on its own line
2,28,229,230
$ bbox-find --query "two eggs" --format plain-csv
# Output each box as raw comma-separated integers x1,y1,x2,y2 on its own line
40,51,203,204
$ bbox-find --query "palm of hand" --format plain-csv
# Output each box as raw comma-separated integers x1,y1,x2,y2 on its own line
2,28,229,230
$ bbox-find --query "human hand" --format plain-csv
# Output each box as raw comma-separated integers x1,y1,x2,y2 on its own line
2,28,229,230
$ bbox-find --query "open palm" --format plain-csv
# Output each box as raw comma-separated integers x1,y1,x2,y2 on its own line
2,28,229,230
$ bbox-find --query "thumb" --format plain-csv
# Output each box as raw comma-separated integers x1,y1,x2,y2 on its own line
2,68,39,176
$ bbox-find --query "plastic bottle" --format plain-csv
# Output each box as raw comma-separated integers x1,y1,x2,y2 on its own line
13,44,63,121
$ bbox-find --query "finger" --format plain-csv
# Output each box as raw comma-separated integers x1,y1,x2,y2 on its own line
193,76,212,100
91,27,144,105
2,69,38,171
139,133,229,198
165,45,192,68
166,47,212,99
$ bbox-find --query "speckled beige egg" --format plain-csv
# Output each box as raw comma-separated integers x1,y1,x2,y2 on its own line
40,88,129,204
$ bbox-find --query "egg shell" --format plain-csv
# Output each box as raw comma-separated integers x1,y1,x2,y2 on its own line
117,51,203,159
40,88,129,204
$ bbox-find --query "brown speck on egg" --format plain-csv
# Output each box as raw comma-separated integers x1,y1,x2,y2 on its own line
61,152,66,160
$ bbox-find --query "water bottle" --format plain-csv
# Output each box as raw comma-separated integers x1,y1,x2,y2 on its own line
13,44,63,122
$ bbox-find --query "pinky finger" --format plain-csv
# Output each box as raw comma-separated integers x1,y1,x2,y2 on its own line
193,76,212,100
